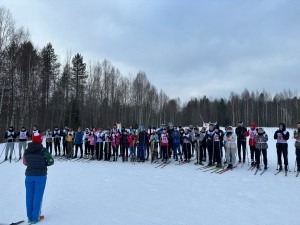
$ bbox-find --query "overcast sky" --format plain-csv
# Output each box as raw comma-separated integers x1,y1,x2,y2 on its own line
2,0,300,102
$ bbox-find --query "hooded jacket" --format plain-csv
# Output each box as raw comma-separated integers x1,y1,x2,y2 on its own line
23,142,47,176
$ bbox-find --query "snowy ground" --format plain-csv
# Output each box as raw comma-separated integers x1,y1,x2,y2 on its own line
1,128,300,225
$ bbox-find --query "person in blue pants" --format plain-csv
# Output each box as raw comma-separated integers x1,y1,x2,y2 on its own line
23,132,54,224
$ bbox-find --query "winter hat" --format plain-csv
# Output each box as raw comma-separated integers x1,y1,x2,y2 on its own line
32,133,43,144
250,122,256,129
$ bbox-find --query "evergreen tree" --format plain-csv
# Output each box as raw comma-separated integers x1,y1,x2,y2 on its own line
70,53,87,128
71,53,87,101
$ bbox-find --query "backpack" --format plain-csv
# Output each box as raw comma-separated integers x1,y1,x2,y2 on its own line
43,148,54,166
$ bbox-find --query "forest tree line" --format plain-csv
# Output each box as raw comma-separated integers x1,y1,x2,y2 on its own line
0,6,299,137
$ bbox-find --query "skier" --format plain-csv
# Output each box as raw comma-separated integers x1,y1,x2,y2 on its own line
83,128,90,158
274,123,290,171
182,128,192,162
160,128,169,162
171,126,182,161
4,126,17,161
223,126,237,169
128,131,136,162
52,126,61,156
88,128,96,160
104,129,112,161
95,128,104,160
167,123,174,159
157,124,165,159
195,127,206,165
201,127,207,161
17,127,30,160
120,127,129,162
205,124,215,166
66,128,74,158
23,132,54,224
73,128,84,158
213,125,224,168
235,121,247,163
111,129,120,161
45,129,53,155
62,126,69,156
294,122,300,173
245,122,257,166
254,128,268,170
150,129,159,163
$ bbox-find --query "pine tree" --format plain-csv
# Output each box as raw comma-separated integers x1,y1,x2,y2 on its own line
70,53,87,128
71,53,87,101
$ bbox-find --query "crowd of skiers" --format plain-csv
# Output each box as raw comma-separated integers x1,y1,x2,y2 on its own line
2,122,300,172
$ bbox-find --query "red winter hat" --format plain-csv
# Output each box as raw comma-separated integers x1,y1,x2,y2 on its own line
32,133,43,144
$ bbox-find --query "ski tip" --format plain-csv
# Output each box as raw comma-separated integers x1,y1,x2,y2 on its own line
10,220,25,225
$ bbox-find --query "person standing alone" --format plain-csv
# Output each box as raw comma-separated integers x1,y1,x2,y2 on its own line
23,132,54,224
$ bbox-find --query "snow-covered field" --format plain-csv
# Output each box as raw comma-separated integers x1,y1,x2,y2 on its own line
1,128,300,225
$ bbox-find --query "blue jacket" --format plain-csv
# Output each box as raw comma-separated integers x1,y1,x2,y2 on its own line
74,132,84,144
171,130,180,144
24,143,47,176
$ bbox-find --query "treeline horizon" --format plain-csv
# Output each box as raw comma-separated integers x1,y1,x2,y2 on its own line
1,6,300,136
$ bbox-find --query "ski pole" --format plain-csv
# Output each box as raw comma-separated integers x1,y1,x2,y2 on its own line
0,142,6,159
212,138,215,166
219,141,222,167
260,145,262,170
246,145,249,165
13,142,17,161
234,144,238,165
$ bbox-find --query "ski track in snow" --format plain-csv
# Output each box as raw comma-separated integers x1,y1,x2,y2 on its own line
1,128,300,225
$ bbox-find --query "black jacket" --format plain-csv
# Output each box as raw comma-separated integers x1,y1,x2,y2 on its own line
235,126,247,141
24,142,47,176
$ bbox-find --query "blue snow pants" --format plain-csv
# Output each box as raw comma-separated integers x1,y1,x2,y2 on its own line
25,176,47,223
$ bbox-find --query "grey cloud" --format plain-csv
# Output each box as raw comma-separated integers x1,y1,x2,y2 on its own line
2,0,300,102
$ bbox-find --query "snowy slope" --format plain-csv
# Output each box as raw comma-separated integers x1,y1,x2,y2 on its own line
1,128,300,225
